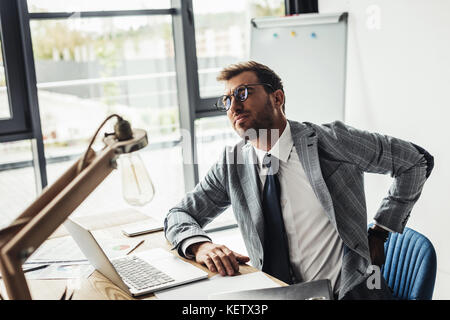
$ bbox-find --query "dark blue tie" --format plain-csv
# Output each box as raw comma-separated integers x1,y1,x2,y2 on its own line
261,153,292,284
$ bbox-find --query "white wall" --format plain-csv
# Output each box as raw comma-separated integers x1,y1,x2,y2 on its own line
319,0,450,299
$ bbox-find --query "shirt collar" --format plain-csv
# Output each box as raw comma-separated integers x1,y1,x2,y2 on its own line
253,121,294,168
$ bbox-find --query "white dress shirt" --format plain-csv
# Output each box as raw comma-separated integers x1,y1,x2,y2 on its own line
252,122,344,291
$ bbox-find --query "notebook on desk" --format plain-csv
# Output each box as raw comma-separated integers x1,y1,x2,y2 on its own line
64,219,208,297
209,279,333,300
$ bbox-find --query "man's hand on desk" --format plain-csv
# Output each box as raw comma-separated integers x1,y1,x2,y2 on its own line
189,242,250,276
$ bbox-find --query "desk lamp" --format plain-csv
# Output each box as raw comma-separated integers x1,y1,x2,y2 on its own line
0,114,153,299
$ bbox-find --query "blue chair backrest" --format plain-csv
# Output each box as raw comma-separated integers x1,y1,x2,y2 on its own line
382,227,437,300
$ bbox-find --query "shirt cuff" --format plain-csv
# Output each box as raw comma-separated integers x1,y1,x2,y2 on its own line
181,236,212,259
374,222,395,233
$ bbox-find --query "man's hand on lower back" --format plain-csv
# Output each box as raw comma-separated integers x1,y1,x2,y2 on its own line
189,242,250,276
368,225,388,267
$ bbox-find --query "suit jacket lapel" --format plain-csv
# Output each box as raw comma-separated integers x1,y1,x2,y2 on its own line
237,143,265,246
289,120,338,228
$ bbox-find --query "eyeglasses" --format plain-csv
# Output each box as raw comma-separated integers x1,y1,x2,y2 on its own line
214,83,274,112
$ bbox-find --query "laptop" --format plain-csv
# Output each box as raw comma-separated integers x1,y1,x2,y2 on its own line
64,218,208,297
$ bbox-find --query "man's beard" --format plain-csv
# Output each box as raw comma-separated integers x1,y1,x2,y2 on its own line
234,97,275,140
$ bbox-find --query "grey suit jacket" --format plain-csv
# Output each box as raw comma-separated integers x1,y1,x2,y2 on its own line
164,120,431,299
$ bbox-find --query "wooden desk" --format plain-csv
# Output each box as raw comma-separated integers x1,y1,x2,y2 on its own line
2,210,285,300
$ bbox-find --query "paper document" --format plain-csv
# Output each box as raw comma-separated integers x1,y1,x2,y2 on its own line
26,236,143,263
24,263,95,280
155,272,281,300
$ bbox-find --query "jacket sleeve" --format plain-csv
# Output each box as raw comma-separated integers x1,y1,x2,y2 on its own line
318,121,433,233
164,149,231,256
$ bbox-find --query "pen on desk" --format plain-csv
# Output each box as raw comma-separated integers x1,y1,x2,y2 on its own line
23,264,50,273
127,240,145,255
0,264,49,279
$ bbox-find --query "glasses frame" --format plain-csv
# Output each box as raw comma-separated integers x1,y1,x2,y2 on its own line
214,83,274,111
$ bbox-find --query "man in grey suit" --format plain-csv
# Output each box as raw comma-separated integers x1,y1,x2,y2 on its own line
164,61,433,299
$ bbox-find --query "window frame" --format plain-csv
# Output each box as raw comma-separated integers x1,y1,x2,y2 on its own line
286,0,318,14
0,0,31,137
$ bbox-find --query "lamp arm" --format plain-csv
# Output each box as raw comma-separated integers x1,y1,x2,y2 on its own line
0,144,117,300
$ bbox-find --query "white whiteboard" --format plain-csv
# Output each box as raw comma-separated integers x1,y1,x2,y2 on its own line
250,13,348,124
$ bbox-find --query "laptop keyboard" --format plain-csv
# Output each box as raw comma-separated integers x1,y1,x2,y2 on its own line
112,256,175,291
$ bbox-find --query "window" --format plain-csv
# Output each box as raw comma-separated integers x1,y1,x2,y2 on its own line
193,0,285,99
196,115,239,179
30,15,179,163
28,9,185,221
0,0,33,136
195,115,240,230
0,1,198,229
0,140,36,230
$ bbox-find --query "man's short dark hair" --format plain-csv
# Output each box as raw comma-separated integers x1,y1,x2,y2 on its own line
217,61,285,113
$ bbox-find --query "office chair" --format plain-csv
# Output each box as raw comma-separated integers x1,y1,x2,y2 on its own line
381,227,437,300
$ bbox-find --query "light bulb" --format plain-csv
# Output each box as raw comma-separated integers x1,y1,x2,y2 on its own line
119,152,155,206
